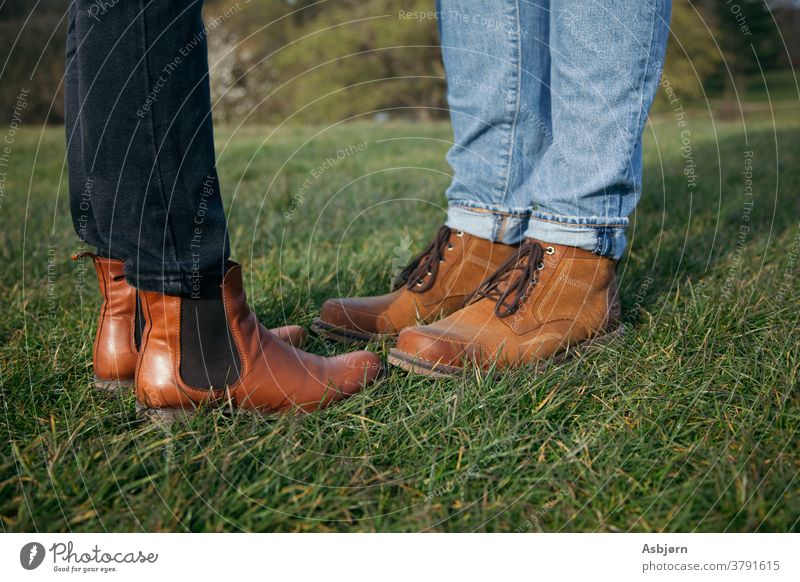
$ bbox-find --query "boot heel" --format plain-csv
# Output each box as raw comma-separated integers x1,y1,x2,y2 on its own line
93,376,134,392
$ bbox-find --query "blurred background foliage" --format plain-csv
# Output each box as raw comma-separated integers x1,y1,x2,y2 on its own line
1,0,798,125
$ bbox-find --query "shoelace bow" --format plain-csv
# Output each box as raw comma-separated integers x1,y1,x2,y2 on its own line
392,225,454,293
469,240,546,318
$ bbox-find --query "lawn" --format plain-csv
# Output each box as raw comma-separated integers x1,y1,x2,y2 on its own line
1,109,798,532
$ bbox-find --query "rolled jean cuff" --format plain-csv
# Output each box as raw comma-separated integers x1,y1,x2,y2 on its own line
446,202,531,245
525,212,629,259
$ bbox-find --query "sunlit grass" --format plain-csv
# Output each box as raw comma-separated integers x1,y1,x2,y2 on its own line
1,112,798,531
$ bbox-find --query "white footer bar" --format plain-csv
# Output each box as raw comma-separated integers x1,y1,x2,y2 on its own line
1,533,796,581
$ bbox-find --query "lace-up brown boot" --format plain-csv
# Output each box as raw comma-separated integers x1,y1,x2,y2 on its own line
75,253,307,391
135,261,381,419
312,225,518,344
388,240,623,377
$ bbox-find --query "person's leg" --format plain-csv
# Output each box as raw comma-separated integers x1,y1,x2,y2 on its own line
66,2,105,254
526,0,671,258
440,0,551,245
67,3,141,390
70,0,228,295
389,0,672,376
313,0,549,344
67,0,380,411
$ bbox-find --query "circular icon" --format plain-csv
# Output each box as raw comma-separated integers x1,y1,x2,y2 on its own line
20,542,46,570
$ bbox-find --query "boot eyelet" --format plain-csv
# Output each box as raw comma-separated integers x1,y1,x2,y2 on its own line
545,246,555,255
536,261,545,270
447,243,454,251
456,230,464,237
427,271,432,276
416,280,424,287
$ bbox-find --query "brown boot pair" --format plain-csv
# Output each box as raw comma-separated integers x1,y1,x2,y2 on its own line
77,253,381,418
79,226,621,418
312,225,519,342
314,228,623,376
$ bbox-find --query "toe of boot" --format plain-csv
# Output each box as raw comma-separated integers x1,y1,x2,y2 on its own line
392,326,474,370
295,351,382,412
318,298,394,338
320,299,369,329
270,324,307,347
327,350,383,395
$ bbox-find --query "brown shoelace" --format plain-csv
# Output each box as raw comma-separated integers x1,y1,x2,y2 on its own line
469,240,545,318
392,225,454,293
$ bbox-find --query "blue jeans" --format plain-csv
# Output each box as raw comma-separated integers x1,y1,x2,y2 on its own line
440,0,671,259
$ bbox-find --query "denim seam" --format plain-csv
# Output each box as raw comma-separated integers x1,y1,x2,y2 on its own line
529,213,628,228
138,0,183,279
614,0,658,219
450,201,532,217
496,215,508,241
592,227,614,258
491,0,522,206
503,0,523,205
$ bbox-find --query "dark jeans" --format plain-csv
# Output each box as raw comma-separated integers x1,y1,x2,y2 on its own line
66,0,228,296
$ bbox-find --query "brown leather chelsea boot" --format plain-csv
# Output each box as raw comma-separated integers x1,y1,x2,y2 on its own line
135,261,381,419
387,240,623,377
312,225,518,344
75,253,307,391
74,252,139,391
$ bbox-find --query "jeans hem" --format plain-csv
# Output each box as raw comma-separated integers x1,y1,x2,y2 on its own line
123,269,187,296
446,203,531,245
124,267,225,297
525,214,627,259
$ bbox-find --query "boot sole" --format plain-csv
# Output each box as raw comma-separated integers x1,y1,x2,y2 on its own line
387,325,626,378
311,318,396,345
135,402,212,425
93,376,134,392
136,405,295,426
134,403,343,425
134,379,390,423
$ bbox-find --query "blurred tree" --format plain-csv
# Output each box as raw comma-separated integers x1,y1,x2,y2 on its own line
205,0,445,124
704,0,784,98
205,0,296,121
2,0,796,124
770,0,800,67
652,0,724,110
0,0,68,123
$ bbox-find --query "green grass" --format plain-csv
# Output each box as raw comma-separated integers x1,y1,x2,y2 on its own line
1,111,799,532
